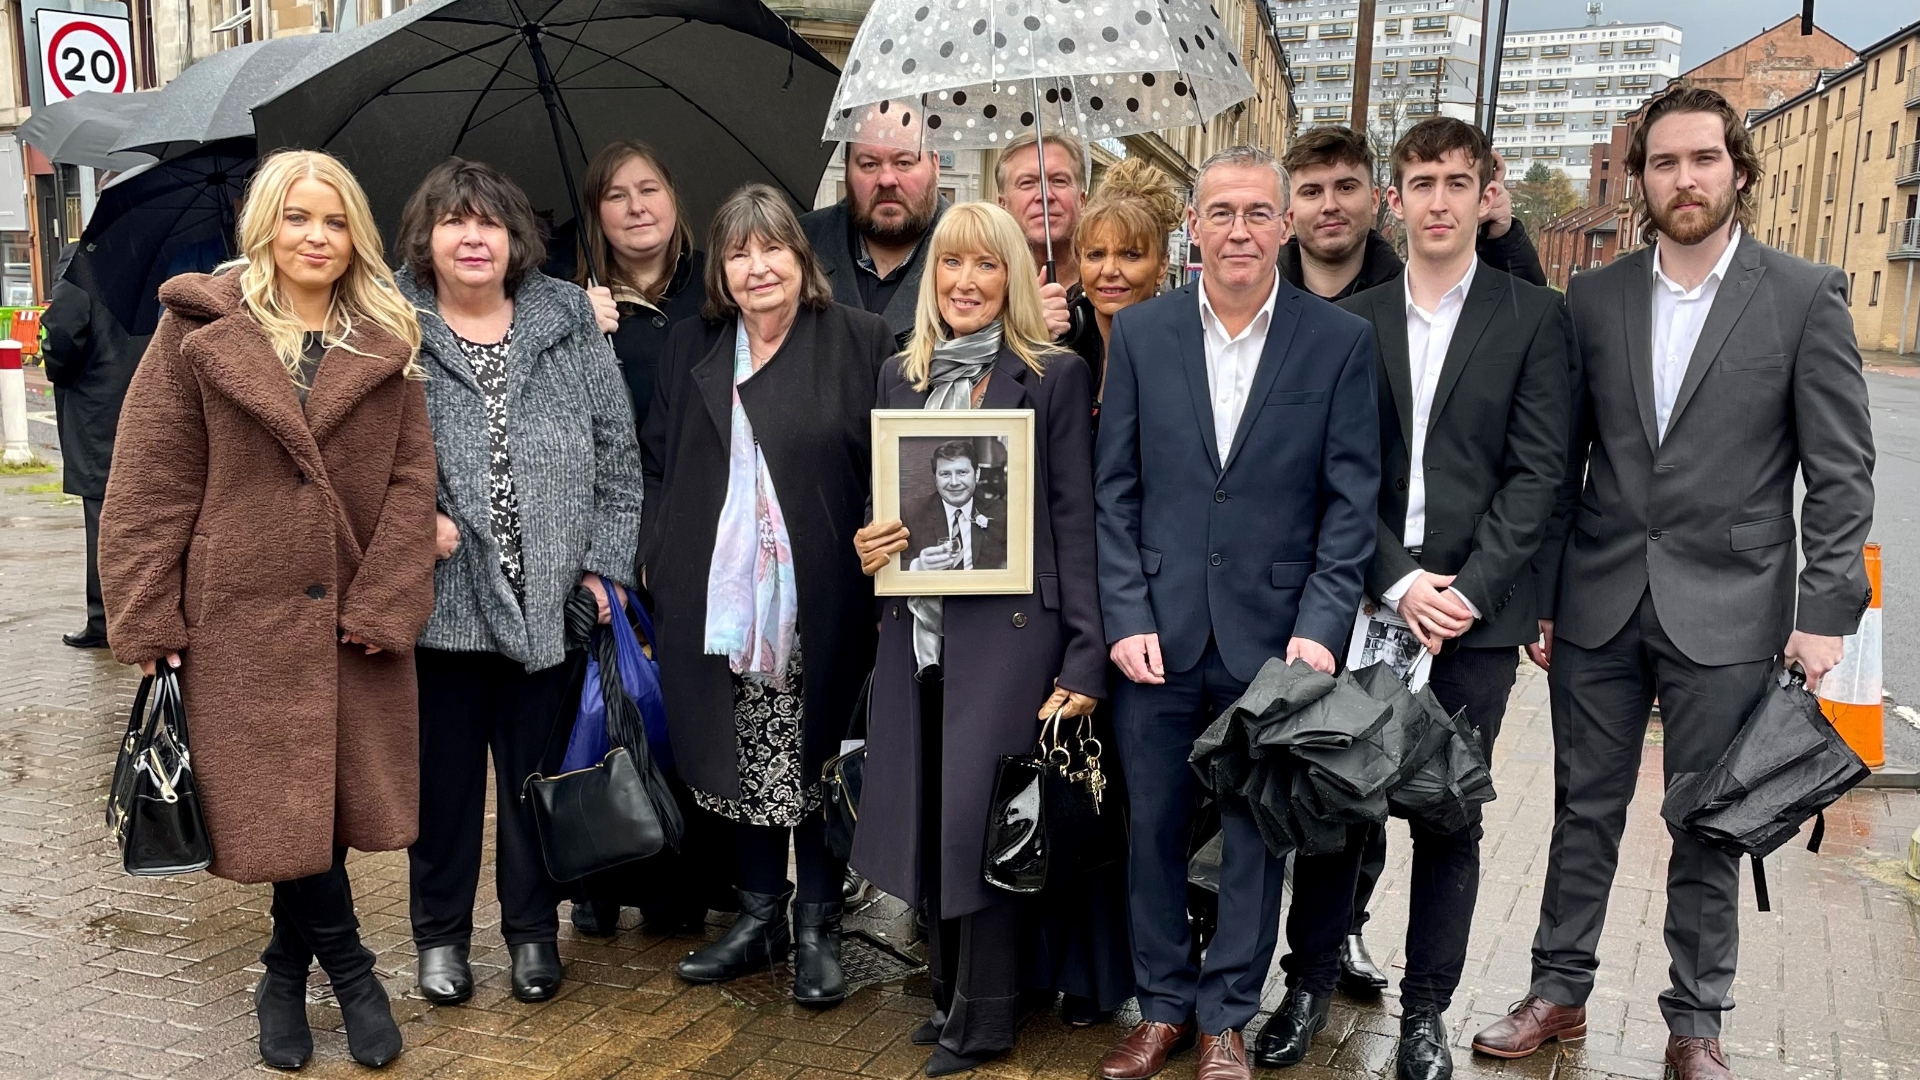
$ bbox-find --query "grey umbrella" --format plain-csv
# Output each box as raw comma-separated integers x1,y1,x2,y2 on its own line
108,35,332,160
17,91,154,171
251,0,841,250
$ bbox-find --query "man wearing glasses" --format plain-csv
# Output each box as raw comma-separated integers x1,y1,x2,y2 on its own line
1095,146,1380,1080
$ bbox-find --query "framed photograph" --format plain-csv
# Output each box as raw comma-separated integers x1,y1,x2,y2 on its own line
871,409,1035,596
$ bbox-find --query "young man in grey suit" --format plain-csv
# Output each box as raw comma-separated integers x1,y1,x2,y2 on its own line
1471,87,1875,1080
1278,118,1569,1080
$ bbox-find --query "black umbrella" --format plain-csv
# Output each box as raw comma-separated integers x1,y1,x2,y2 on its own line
1661,667,1868,911
109,36,332,161
251,0,841,250
63,141,253,336
16,90,154,171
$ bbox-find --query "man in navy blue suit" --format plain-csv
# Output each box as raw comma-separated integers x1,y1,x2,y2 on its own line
1094,146,1381,1080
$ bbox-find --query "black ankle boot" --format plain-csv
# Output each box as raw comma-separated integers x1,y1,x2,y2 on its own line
791,901,846,1006
1252,988,1331,1068
510,942,563,1002
415,943,472,1005
254,971,313,1070
676,887,792,983
571,899,621,938
333,972,402,1068
1396,1009,1453,1080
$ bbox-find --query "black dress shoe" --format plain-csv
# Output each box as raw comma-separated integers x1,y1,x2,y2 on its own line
62,628,108,649
676,887,791,983
1397,1009,1453,1080
791,901,846,1006
1252,989,1330,1069
570,899,620,938
334,972,402,1068
415,943,472,1005
510,942,563,1002
254,971,313,1070
1337,934,1389,998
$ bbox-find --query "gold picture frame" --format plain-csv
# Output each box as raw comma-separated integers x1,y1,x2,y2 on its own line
871,408,1035,597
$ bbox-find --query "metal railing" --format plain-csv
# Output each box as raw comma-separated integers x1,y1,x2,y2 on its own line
1816,236,1832,265
1824,173,1837,202
1890,219,1920,260
1906,68,1920,108
1897,141,1920,188
1789,183,1802,212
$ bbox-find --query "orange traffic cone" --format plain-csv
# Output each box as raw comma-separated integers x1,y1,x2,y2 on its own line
1819,543,1883,768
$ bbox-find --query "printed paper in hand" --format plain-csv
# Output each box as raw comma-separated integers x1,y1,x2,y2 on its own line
1346,604,1433,692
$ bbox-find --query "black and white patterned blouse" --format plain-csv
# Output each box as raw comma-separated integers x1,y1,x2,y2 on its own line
452,327,526,600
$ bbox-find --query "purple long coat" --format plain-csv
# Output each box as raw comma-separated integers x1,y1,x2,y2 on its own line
850,346,1108,919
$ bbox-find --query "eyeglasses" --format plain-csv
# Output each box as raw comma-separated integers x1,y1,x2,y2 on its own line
1200,206,1281,230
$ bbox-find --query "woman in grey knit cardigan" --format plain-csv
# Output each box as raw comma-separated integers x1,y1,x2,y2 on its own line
395,158,643,1009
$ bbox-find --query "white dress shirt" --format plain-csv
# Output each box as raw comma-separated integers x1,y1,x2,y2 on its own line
1651,226,1742,443
1381,257,1482,619
1198,274,1280,465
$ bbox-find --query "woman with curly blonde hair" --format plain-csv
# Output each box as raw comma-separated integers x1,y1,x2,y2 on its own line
1069,158,1183,412
100,149,437,1072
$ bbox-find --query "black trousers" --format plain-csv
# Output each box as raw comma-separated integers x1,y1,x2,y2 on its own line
1531,591,1769,1037
1116,640,1301,1032
919,671,1024,1057
410,647,577,950
735,815,843,903
81,496,105,635
261,847,376,986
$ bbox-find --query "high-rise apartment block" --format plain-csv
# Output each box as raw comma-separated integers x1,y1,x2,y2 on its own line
1492,21,1682,188
1271,0,1487,138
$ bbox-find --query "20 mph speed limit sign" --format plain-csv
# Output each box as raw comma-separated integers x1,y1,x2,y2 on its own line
35,10,133,101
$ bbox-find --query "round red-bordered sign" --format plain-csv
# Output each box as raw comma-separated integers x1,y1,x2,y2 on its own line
45,20,129,99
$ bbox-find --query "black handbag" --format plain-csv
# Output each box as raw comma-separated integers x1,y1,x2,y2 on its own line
822,672,873,862
107,669,212,876
983,710,1126,894
524,746,667,882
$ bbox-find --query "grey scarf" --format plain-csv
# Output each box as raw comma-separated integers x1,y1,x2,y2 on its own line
910,321,1003,673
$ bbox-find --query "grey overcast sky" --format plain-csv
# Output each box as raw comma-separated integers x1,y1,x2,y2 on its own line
1502,0,1913,70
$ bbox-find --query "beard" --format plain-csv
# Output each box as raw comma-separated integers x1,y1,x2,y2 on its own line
1650,185,1737,246
853,187,938,245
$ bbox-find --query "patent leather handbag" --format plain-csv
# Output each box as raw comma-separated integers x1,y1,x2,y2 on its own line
107,668,212,876
983,710,1125,894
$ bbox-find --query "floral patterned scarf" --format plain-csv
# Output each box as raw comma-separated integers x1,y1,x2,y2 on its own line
704,320,799,687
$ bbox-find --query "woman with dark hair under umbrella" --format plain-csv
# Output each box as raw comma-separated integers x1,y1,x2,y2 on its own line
395,157,643,1009
643,183,894,1006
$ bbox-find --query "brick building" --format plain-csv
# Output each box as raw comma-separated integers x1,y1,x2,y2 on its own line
1683,16,1859,118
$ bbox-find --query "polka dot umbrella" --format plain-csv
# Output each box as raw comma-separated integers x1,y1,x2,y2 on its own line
823,0,1255,277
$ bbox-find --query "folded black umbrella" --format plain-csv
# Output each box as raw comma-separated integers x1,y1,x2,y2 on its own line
1661,667,1868,911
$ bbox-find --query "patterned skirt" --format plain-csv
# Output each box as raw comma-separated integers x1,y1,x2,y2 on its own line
691,641,822,827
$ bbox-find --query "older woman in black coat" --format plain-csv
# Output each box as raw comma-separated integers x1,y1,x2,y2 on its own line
851,203,1122,1076
641,184,892,1007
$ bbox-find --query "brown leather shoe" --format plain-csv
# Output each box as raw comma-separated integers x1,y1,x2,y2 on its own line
1664,1036,1734,1080
1098,1020,1197,1080
1470,996,1588,1059
1197,1029,1252,1080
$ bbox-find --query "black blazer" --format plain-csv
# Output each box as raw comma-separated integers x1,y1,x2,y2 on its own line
902,493,1009,571
1338,265,1572,648
639,302,895,801
854,345,1105,919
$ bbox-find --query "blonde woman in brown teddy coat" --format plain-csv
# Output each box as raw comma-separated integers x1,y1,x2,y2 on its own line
98,149,437,1073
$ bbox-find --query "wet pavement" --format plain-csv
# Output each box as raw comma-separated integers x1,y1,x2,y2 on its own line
0,467,1915,1080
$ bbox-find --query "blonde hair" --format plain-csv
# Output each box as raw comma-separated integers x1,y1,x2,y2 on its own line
899,202,1060,390
229,150,423,382
1075,157,1184,263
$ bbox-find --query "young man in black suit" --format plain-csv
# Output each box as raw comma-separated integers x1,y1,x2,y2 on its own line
1261,118,1571,1080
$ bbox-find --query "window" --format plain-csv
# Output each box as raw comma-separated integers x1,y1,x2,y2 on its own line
1592,112,1607,124
1314,106,1348,120
1900,46,1909,81
1839,88,1846,113
1871,271,1882,306
1536,146,1561,157
1865,130,1874,160
1501,79,1527,92
1872,59,1881,90
1384,18,1401,32
1881,198,1891,233
1381,62,1399,77
1496,113,1526,126
1539,79,1567,91
1542,45,1570,58
1620,75,1651,88
1503,47,1530,60
1594,78,1609,91
1598,42,1612,55
1412,15,1447,31
1537,112,1565,125
1279,25,1306,40
1856,203,1864,233
1892,123,1901,158
1320,22,1352,37
1410,58,1440,74
1407,101,1437,115
1316,64,1350,79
